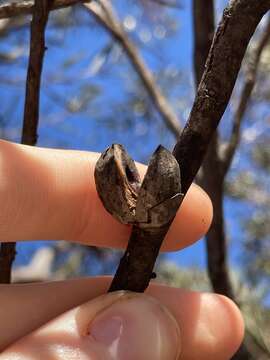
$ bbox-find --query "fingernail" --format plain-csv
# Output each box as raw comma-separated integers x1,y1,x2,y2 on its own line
88,292,181,360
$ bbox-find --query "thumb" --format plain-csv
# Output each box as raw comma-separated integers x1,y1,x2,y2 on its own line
3,291,181,360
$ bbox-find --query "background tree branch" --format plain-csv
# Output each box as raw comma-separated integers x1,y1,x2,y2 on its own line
173,0,270,193
22,0,52,144
221,15,270,175
0,0,51,283
0,0,89,19
191,0,238,303
84,0,182,136
186,4,270,357
191,2,270,304
192,0,215,87
192,0,235,299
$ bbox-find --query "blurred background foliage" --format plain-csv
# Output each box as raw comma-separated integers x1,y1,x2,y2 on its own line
0,0,269,358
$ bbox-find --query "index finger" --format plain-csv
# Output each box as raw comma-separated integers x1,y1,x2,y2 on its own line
0,140,212,251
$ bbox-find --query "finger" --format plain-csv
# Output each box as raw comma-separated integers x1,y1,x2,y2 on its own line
0,277,244,359
0,140,212,250
1,292,181,360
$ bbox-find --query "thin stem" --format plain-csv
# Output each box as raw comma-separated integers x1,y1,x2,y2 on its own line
84,1,182,136
0,0,51,283
222,15,270,175
0,0,88,20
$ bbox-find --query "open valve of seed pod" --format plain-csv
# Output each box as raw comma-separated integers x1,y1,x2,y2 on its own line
94,144,184,292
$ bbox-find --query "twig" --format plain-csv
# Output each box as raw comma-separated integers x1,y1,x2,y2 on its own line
192,0,235,298
176,1,270,319
0,0,89,19
222,15,270,175
22,0,51,144
0,0,51,283
84,0,182,136
95,144,183,292
101,0,270,293
173,0,270,194
193,0,215,87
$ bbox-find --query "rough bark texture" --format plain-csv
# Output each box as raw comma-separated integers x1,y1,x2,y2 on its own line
109,226,168,292
0,0,51,283
0,0,88,19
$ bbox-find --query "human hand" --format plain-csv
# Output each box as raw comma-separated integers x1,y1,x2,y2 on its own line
0,140,244,359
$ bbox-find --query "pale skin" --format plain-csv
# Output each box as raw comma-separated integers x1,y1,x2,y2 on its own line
0,140,244,359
